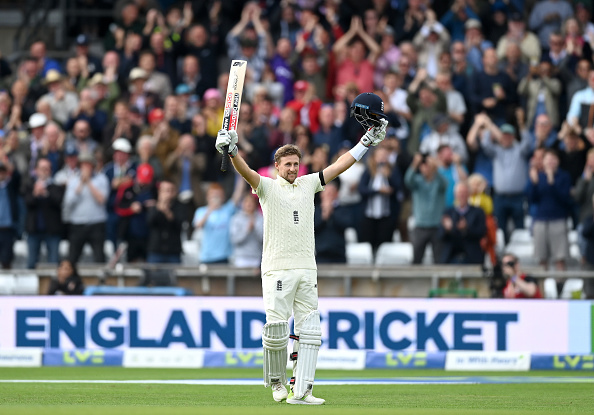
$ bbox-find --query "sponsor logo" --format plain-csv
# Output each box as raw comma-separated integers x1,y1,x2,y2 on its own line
293,210,299,224
553,355,594,370
276,280,282,291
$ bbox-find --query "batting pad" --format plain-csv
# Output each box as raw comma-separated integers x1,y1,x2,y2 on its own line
262,321,289,387
292,310,322,398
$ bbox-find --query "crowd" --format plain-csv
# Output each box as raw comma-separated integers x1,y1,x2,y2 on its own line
1,0,594,293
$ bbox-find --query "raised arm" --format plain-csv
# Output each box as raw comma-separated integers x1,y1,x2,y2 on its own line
323,118,388,183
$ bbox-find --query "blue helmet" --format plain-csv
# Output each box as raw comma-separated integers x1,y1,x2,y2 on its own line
350,92,386,129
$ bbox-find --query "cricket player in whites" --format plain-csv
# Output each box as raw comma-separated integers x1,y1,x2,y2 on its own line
215,92,388,404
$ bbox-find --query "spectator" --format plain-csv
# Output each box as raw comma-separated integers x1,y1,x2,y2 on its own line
440,0,480,42
498,42,529,89
405,153,447,264
102,100,141,156
142,107,179,167
133,135,164,182
146,180,185,264
191,113,219,185
114,163,157,262
226,2,268,83
25,112,48,176
464,19,494,73
39,70,79,126
230,193,264,267
576,1,594,50
314,180,349,263
127,67,161,118
374,27,401,90
332,16,379,95
0,158,20,269
439,181,486,264
331,143,365,235
468,48,515,124
313,104,342,160
436,143,468,208
565,58,590,105
180,24,218,92
529,114,558,149
413,10,451,79
527,149,572,270
295,49,328,103
395,0,427,41
63,152,109,263
54,142,79,185
286,81,323,134
567,69,594,136
47,259,84,295
481,121,532,243
138,50,172,101
24,158,64,269
573,148,594,224
193,181,243,264
103,138,137,248
496,12,541,64
66,119,97,156
406,69,447,155
164,94,190,134
64,88,108,143
562,17,592,62
420,114,468,164
165,134,206,224
468,172,498,265
178,55,209,100
435,71,467,130
40,122,65,175
383,71,411,128
86,72,121,119
74,34,103,77
528,0,574,48
518,57,562,129
29,40,61,77
201,88,225,138
501,253,543,298
358,146,403,251
269,37,294,104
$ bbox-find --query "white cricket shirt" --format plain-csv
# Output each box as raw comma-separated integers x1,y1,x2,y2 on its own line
255,173,324,274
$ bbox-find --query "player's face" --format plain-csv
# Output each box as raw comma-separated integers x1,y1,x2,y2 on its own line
275,154,300,184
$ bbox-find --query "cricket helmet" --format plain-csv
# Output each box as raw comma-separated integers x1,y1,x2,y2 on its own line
350,92,386,129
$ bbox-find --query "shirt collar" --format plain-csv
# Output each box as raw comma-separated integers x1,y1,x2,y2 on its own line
277,175,297,187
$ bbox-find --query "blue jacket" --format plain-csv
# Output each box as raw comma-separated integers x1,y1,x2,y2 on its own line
527,169,572,221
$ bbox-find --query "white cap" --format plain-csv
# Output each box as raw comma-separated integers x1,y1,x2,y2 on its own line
29,113,48,129
112,138,132,153
129,67,148,81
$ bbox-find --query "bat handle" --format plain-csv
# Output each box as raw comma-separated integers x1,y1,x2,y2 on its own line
220,145,230,172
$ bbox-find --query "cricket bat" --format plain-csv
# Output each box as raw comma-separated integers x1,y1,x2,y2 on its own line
220,60,248,172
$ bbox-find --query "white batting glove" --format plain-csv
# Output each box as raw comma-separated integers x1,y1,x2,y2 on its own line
215,129,239,157
360,118,389,147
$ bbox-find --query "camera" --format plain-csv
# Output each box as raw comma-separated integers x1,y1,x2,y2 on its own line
482,262,505,298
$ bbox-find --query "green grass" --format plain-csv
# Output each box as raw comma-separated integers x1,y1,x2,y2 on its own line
0,368,592,415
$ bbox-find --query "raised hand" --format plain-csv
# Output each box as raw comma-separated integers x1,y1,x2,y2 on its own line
215,129,239,156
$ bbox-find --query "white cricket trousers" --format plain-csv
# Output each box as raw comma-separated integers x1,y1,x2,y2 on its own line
262,269,318,336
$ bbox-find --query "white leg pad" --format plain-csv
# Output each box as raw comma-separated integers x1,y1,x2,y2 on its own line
292,310,322,399
262,321,289,387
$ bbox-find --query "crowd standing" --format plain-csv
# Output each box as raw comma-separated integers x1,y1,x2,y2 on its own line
0,0,594,297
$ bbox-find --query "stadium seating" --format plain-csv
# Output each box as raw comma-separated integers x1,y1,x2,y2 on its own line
182,240,200,266
0,274,16,295
375,242,413,265
344,227,358,244
346,242,373,265
0,274,38,295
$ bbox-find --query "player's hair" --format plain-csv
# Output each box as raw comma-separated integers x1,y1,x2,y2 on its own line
274,144,302,164
207,182,224,193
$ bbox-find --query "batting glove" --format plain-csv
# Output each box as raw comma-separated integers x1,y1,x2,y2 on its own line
215,129,239,157
360,118,389,147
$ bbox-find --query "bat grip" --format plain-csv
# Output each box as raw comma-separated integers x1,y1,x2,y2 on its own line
220,145,230,172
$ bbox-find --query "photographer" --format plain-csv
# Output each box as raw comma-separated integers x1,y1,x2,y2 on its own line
501,253,542,299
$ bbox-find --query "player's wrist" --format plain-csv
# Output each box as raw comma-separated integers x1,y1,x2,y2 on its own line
349,142,369,161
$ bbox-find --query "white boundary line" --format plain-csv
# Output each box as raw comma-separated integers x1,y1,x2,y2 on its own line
0,377,592,385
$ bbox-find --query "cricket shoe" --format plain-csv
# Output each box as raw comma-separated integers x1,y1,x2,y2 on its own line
286,390,325,405
271,382,288,402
